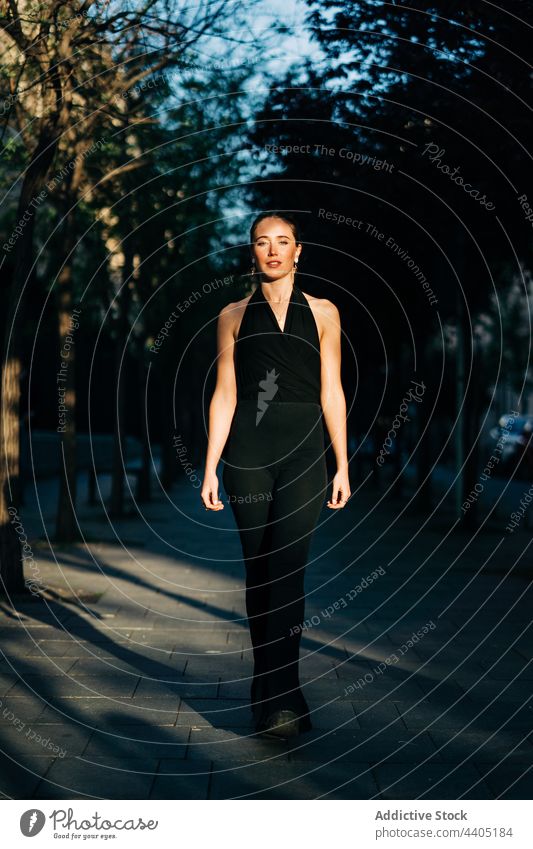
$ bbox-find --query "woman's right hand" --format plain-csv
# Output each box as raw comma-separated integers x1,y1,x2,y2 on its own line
201,472,224,511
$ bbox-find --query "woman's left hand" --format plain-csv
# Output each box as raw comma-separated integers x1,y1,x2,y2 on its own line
327,467,351,509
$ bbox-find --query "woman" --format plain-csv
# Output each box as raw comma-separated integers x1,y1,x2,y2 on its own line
201,211,350,738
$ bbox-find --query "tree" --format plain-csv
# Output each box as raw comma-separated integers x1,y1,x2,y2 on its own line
0,0,252,588
247,1,532,520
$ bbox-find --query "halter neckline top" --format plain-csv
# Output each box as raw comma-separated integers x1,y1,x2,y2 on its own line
235,283,322,404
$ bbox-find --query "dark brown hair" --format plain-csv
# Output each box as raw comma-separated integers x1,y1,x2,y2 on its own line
249,210,302,245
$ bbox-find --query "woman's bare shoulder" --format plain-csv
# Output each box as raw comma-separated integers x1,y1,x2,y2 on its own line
219,292,254,338
301,291,340,335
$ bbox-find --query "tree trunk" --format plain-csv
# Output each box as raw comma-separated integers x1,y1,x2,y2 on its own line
55,212,81,542
454,291,466,520
0,126,59,595
109,241,133,517
390,343,407,499
462,349,483,531
159,363,176,491
0,356,26,595
135,356,151,502
414,419,432,510
412,339,433,512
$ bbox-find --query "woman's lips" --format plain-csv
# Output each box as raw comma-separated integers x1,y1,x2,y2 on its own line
266,261,281,267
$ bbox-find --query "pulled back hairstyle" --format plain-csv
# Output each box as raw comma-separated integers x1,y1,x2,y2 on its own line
249,210,302,246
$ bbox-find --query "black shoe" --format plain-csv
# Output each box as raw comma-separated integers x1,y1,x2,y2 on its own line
257,709,300,739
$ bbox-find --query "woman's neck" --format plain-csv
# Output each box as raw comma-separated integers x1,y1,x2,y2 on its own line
260,273,294,303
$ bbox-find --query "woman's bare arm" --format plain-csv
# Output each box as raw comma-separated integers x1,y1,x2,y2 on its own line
201,303,238,509
318,300,351,507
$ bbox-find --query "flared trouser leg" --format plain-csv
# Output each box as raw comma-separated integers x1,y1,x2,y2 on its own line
222,401,327,732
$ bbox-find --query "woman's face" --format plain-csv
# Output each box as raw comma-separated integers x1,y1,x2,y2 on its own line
251,217,302,280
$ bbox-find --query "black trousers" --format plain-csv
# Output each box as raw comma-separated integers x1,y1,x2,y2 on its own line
222,400,328,731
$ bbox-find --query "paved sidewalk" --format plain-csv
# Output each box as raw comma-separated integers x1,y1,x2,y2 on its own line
0,468,532,799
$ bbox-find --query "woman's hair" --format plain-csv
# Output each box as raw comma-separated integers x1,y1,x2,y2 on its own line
249,210,302,245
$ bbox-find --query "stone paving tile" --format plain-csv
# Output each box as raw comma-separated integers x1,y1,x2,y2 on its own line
308,699,359,731
39,696,181,726
4,723,94,757
396,700,491,730
460,679,533,703
133,676,219,699
305,681,369,702
351,700,404,728
422,667,498,689
398,698,533,733
153,621,233,632
127,638,180,653
172,654,237,671
1,622,61,658
217,680,254,700
428,729,533,764
176,698,253,729
415,644,520,663
286,729,440,764
464,701,533,730
415,678,471,702
385,618,461,637
0,695,50,723
514,641,533,662
302,665,342,679
307,676,428,702
22,640,84,657
92,655,178,673
2,657,77,674
68,657,187,676
0,675,19,697
478,659,533,680
8,674,140,699
186,726,289,761
149,758,211,799
43,627,139,641
35,756,159,799
300,630,349,649
406,663,490,686
169,619,243,636
299,654,339,674
223,631,250,647
208,759,378,799
329,659,377,679
133,628,197,640
65,667,147,681
373,762,493,799
172,635,239,650
64,641,138,658
6,611,72,627
82,724,190,759
0,753,55,798
475,763,533,799
183,657,250,676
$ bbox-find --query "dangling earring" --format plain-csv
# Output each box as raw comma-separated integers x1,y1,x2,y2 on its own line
250,262,256,281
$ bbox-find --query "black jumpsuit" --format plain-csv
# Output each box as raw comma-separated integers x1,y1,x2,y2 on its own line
222,282,328,732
